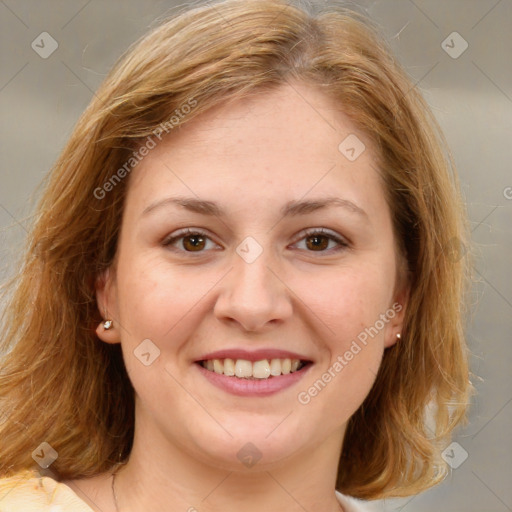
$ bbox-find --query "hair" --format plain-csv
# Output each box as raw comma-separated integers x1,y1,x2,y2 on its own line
0,0,473,500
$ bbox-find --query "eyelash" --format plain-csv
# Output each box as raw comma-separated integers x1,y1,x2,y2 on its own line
162,227,349,255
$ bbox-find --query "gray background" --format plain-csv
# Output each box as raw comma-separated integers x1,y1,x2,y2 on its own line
0,1,511,511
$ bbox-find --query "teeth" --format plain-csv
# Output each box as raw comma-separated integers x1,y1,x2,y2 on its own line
213,359,224,374
235,359,252,378
201,358,305,379
270,358,282,376
253,360,271,379
223,358,235,376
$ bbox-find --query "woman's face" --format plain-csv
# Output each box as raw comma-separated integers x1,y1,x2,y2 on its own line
97,83,407,472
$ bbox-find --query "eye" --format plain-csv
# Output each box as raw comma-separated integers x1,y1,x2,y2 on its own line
162,227,349,255
292,228,349,253
162,228,220,253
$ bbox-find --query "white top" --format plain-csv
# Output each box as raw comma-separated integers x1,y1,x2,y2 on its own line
336,490,372,511
0,470,372,511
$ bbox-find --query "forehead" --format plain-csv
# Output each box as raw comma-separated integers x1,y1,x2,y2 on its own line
125,83,386,221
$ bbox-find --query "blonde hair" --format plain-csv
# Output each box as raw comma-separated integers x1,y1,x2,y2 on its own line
0,0,473,499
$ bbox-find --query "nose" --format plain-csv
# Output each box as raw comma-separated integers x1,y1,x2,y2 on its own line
213,249,293,332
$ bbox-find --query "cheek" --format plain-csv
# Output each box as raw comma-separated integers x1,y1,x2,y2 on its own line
294,268,389,421
114,259,211,400
117,255,213,334
294,262,393,344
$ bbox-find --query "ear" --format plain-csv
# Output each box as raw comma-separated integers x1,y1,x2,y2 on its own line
384,280,410,349
95,266,121,345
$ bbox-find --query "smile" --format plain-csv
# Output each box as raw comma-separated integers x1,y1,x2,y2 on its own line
199,357,308,379
195,357,313,397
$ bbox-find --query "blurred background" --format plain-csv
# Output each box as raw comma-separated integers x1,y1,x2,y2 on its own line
0,1,511,510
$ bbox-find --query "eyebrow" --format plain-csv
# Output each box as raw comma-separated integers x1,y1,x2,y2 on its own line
141,195,368,219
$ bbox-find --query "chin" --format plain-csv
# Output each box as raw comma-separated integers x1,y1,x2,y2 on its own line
184,418,311,471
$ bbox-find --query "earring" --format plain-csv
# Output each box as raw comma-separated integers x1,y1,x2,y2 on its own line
396,333,401,340
103,320,113,330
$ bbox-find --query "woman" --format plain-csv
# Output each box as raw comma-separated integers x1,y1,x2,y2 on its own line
0,0,473,510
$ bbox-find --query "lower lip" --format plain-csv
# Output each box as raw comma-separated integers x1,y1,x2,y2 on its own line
195,362,312,397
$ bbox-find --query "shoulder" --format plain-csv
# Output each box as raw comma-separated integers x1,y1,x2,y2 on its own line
1,471,374,512
0,469,94,512
335,490,378,512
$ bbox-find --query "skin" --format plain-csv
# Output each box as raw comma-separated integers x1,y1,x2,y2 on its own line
64,82,408,511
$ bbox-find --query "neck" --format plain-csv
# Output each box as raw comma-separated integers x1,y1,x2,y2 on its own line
114,417,345,511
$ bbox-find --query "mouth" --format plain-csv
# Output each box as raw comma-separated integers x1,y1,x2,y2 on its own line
197,357,312,379
194,354,313,397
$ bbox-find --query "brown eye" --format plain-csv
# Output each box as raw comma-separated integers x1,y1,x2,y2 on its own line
182,234,206,251
293,228,348,254
163,229,219,253
305,234,330,251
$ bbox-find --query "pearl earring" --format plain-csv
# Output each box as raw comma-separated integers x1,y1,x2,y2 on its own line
396,333,401,340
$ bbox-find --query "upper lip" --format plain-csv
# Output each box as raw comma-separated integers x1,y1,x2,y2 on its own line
195,348,313,363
